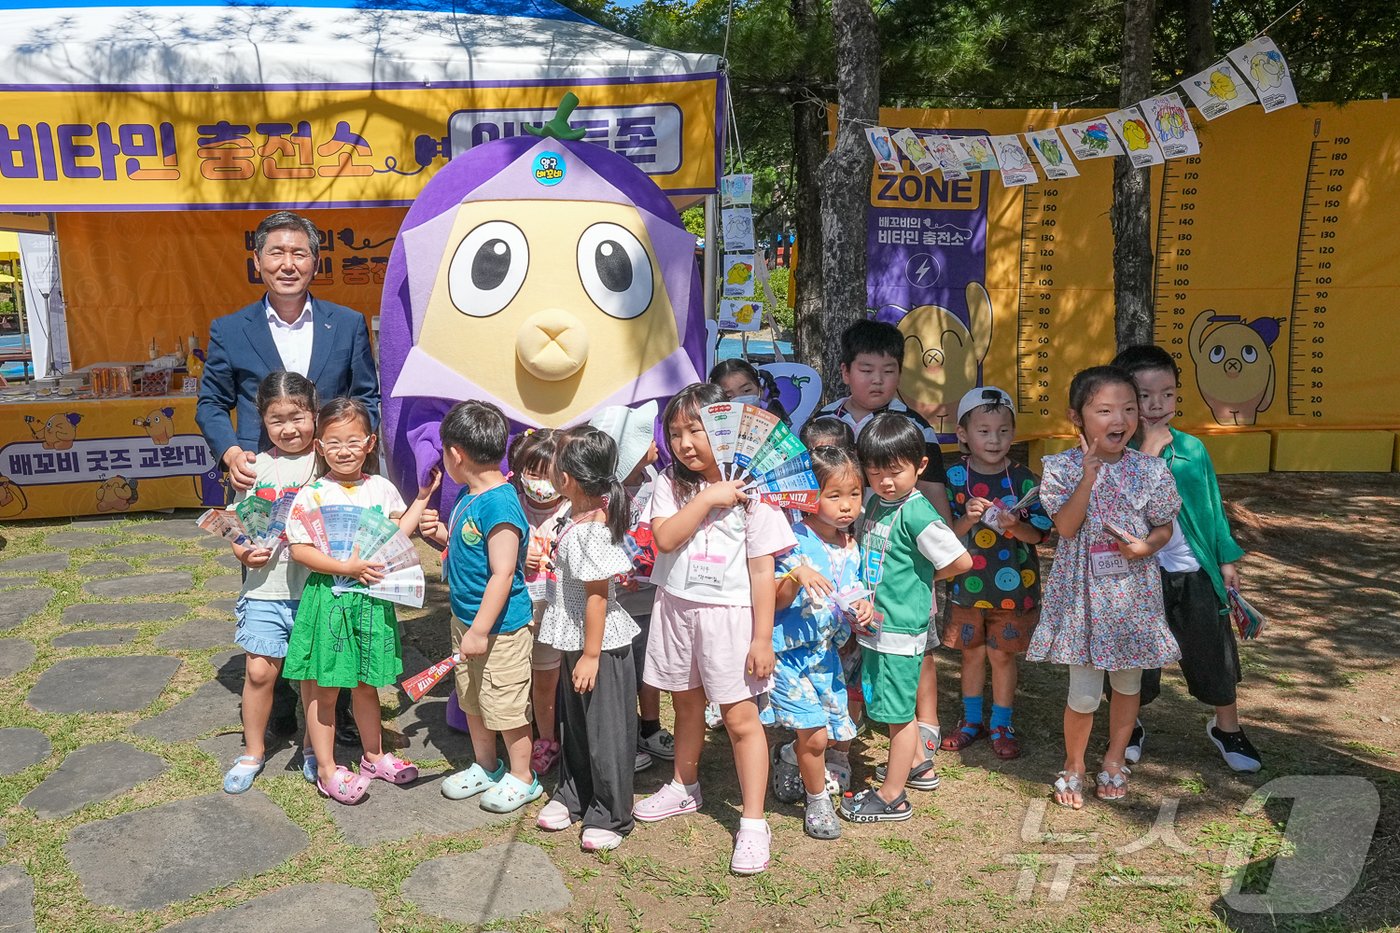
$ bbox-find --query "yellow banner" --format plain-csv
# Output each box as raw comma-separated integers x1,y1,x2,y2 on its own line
863,101,1400,439
0,77,720,209
0,395,218,520
56,208,407,370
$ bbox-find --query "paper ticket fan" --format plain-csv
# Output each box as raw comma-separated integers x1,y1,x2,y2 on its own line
699,402,742,478
1227,588,1266,640
197,508,250,545
230,489,298,549
234,496,272,540
401,653,460,701
731,404,781,478
318,504,363,561
298,504,427,609
744,452,820,512
745,418,807,478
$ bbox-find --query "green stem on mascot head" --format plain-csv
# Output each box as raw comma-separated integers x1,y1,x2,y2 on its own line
524,92,588,141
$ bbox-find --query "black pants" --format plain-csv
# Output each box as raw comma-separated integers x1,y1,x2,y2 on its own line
1140,568,1241,707
555,645,638,834
270,676,352,725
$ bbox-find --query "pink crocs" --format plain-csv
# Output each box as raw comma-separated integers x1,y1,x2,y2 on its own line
360,753,419,785
730,822,771,875
632,781,702,823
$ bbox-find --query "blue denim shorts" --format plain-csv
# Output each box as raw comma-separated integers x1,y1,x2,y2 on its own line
234,597,299,658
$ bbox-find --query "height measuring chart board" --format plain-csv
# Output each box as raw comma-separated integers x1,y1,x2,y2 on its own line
861,102,1400,445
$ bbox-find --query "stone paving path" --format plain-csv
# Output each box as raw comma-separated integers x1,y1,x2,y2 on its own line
0,513,574,931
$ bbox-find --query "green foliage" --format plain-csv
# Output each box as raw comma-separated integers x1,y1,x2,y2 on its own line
680,205,706,238
766,266,793,332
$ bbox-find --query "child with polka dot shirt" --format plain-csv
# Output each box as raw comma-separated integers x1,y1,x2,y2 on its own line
940,387,1053,760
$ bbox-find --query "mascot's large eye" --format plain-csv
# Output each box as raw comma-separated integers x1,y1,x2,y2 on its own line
1241,345,1258,363
448,221,529,317
577,223,653,319
1209,345,1226,364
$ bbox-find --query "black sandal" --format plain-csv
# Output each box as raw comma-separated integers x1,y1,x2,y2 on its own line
839,788,913,823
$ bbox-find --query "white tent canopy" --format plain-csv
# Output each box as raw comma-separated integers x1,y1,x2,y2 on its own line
0,0,720,87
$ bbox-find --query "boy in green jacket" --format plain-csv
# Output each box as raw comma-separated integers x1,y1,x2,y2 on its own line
1112,346,1261,772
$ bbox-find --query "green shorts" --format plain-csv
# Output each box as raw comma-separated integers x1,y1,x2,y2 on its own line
860,648,922,724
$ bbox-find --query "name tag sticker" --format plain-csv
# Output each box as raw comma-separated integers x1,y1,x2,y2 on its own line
687,553,726,588
1090,543,1130,578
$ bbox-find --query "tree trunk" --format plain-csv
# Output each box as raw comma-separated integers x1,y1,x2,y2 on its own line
790,0,826,372
818,0,879,400
1110,0,1157,350
1184,0,1215,72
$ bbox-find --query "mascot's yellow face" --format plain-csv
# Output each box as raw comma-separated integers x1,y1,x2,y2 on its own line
1121,120,1151,151
896,283,994,434
1189,314,1277,426
415,200,680,424
43,414,78,449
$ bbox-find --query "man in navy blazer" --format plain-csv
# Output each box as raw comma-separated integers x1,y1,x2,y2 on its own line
197,211,379,744
197,211,380,491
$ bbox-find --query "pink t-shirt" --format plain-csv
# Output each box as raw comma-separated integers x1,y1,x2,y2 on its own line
648,471,796,607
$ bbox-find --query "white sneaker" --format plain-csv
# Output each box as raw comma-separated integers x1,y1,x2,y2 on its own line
582,827,624,851
634,750,654,772
537,799,574,831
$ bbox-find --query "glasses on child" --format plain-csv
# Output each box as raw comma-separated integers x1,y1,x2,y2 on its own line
318,437,369,454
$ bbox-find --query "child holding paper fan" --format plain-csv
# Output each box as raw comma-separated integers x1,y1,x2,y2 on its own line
762,444,871,840
633,383,796,876
284,397,438,805
221,371,319,795
508,428,568,775
534,425,640,851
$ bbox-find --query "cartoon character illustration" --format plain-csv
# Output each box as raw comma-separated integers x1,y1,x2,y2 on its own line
726,261,754,286
733,303,757,325
1120,119,1151,151
872,134,894,163
1200,68,1240,102
722,211,754,243
893,282,994,434
1080,123,1111,153
0,474,28,519
1249,50,1286,90
901,133,933,164
965,137,992,166
25,413,82,449
1188,312,1282,426
379,92,705,490
760,362,822,431
96,476,138,512
1154,101,1189,140
998,142,1030,171
1033,136,1066,166
133,407,176,445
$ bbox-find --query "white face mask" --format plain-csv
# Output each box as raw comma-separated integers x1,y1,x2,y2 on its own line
729,394,762,406
522,476,558,503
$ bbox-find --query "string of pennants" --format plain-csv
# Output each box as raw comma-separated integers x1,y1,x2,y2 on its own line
862,36,1298,188
715,172,776,334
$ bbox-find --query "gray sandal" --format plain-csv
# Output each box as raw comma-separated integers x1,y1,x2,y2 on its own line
804,794,841,840
1095,762,1130,802
1052,770,1085,810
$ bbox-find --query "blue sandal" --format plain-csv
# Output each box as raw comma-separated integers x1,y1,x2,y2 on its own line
223,755,265,794
441,760,506,800
301,749,318,784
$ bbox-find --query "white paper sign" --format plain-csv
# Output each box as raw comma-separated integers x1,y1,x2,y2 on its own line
1182,59,1258,120
718,299,763,331
928,135,970,180
865,127,901,173
1061,118,1125,160
890,128,939,175
722,254,755,298
721,208,755,252
1107,106,1165,167
1228,37,1298,113
1143,92,1202,159
989,134,1038,187
951,135,998,172
1025,129,1080,178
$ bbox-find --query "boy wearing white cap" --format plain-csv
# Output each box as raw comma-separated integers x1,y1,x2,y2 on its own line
589,401,675,770
939,387,1053,760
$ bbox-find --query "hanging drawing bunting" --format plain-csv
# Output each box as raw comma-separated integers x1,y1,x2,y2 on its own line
1143,92,1202,159
928,135,970,180
1228,37,1298,113
865,126,901,173
1182,59,1258,120
1107,106,1165,167
1060,117,1125,160
951,135,999,173
722,254,756,298
891,128,940,175
1025,129,1080,179
720,173,754,205
989,134,1038,187
721,207,756,253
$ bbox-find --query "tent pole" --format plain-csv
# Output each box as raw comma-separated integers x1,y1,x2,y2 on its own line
13,257,27,381
703,193,718,323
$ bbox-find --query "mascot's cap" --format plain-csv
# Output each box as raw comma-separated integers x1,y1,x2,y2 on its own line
956,386,1015,426
589,399,659,482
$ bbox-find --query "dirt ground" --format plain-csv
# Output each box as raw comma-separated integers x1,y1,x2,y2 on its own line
391,470,1400,933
